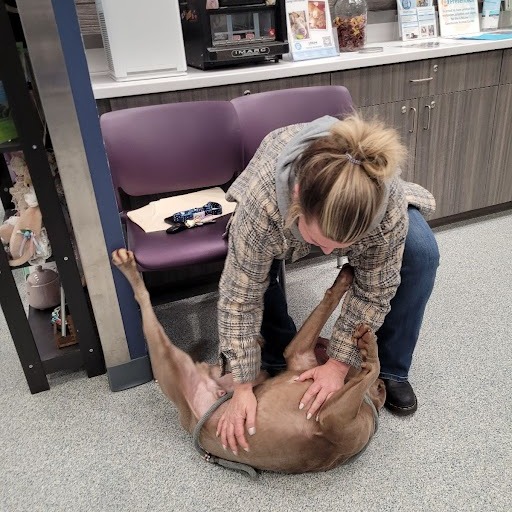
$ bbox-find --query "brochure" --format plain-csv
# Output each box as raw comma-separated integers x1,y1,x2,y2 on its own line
437,0,480,37
284,0,338,61
397,0,437,41
481,0,501,31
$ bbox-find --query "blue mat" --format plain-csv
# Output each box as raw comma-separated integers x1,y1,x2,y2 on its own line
456,31,512,40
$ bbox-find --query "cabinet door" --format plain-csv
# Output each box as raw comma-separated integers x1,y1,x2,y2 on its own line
359,99,418,182
332,61,433,107
413,87,498,219
501,50,512,85
487,84,512,204
331,51,501,108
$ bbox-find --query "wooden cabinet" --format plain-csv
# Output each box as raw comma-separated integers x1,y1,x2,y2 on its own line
413,87,498,218
332,51,502,107
496,53,512,203
362,87,499,219
501,50,512,85
333,61,433,107
359,99,417,181
487,84,512,205
354,52,503,219
107,74,330,111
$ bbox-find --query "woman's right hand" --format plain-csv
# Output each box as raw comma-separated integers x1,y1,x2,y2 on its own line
216,382,257,455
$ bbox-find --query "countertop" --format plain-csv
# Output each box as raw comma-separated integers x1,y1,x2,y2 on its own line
87,35,512,99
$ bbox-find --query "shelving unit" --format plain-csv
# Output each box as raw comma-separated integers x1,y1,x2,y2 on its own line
0,3,105,393
28,307,83,374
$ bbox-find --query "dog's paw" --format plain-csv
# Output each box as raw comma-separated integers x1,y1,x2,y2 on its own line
354,324,378,362
112,248,135,267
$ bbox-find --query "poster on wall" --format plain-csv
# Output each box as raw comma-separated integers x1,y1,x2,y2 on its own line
437,0,480,37
285,0,338,61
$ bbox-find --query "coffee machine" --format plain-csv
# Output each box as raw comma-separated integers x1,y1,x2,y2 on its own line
180,0,288,70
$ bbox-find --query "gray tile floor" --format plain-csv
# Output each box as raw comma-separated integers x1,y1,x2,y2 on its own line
1,210,511,512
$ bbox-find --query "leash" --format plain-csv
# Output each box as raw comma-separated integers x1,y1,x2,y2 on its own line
192,391,259,480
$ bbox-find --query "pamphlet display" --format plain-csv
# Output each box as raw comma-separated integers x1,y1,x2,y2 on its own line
285,0,338,60
437,0,480,37
396,0,437,41
481,0,501,30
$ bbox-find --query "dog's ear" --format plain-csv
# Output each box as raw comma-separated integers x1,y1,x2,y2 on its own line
367,378,386,410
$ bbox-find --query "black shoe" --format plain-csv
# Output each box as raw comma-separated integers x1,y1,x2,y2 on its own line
382,379,418,416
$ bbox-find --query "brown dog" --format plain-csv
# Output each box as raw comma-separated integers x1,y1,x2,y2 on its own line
112,249,386,475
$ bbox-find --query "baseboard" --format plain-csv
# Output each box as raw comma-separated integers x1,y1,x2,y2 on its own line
429,202,512,229
107,355,154,392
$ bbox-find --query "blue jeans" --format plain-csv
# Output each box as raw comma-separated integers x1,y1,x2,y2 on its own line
260,207,440,381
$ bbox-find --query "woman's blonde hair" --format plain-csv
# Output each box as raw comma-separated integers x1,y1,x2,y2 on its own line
288,114,406,244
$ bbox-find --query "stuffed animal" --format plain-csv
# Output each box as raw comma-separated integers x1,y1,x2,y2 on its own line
8,188,47,267
7,151,32,213
0,215,17,246
0,152,51,266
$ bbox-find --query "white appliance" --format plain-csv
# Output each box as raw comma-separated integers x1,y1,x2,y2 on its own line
94,0,187,81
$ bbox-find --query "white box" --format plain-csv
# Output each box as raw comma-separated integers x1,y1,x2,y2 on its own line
95,0,187,81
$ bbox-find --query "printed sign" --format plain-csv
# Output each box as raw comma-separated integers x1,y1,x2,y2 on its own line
285,0,337,61
437,0,480,37
397,0,437,41
481,0,501,31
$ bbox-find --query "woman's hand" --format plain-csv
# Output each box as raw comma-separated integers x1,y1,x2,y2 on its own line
296,359,350,420
216,382,257,455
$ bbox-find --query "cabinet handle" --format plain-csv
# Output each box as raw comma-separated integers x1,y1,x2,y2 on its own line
409,77,434,83
423,105,432,130
409,106,417,133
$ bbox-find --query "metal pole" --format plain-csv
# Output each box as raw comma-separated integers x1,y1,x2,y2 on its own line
16,0,152,390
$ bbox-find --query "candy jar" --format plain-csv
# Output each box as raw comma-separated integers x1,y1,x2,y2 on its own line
333,0,368,52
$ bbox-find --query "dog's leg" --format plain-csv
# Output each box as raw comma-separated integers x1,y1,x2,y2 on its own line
284,266,353,371
318,325,380,446
112,249,226,432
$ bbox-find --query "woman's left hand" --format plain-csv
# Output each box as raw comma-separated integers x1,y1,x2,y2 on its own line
296,359,350,420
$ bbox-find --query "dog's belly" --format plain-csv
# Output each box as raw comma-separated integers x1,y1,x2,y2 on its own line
200,372,351,473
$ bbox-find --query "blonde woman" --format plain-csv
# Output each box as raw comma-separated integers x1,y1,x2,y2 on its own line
216,115,439,454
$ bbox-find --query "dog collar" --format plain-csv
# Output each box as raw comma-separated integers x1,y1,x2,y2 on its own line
192,391,259,480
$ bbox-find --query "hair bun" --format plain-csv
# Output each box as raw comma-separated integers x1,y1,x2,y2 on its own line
330,114,406,181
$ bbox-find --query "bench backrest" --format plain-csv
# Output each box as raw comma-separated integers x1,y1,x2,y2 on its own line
231,86,354,166
100,101,243,208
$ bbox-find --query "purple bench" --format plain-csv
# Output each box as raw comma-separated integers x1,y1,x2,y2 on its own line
100,86,353,273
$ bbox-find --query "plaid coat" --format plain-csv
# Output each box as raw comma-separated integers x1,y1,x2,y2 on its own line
218,124,436,383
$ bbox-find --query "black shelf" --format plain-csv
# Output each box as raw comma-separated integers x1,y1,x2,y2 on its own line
28,306,83,374
0,3,105,393
9,254,55,270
